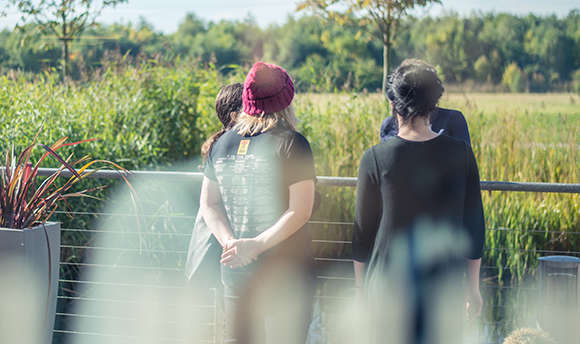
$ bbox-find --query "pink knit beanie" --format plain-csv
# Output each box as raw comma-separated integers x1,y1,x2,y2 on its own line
242,62,295,115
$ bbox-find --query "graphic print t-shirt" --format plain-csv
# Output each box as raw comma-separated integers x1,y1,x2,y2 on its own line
204,126,315,255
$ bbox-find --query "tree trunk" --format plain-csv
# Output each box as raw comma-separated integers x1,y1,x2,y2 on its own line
382,33,391,95
382,39,388,94
61,15,69,81
382,3,394,95
62,39,69,80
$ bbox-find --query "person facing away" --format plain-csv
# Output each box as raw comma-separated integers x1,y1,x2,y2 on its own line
200,62,316,344
352,60,486,342
379,59,472,146
185,83,243,289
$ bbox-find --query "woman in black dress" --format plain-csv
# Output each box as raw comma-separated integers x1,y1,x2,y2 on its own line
352,60,485,342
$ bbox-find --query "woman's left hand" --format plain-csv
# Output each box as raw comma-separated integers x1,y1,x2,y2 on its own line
466,288,483,320
221,238,264,268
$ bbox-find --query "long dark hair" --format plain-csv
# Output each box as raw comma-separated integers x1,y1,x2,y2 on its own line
201,83,243,162
386,59,444,125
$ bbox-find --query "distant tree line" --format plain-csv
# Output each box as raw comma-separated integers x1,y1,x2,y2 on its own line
1,10,579,92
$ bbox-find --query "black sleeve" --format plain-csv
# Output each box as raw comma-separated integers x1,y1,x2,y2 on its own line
352,148,382,263
283,132,316,186
451,111,472,146
464,144,485,259
203,149,217,181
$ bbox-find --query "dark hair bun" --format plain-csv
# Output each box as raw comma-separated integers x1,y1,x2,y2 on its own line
386,61,444,122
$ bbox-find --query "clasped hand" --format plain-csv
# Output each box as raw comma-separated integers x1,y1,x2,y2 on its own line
221,238,264,268
466,289,483,320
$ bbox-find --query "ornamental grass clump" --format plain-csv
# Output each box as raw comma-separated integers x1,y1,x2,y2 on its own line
0,135,133,229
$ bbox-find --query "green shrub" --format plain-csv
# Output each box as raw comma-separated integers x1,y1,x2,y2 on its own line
573,69,580,93
474,55,492,82
0,61,221,168
502,62,527,93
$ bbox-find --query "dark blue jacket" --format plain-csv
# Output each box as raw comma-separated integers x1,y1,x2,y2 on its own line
380,107,471,146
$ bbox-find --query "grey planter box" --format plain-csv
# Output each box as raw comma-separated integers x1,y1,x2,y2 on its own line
0,222,60,344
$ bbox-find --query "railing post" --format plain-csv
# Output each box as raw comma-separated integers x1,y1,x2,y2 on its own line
537,256,580,342
213,287,224,344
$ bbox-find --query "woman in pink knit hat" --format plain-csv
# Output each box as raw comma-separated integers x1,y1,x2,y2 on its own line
200,62,315,344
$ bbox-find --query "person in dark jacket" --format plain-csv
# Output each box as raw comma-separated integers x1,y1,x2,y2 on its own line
379,59,472,146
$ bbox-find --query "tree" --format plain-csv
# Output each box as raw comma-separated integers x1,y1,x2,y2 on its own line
10,0,127,78
523,17,574,82
502,62,526,93
173,13,207,56
474,55,492,82
424,15,472,82
264,16,329,69
572,70,580,93
297,0,441,94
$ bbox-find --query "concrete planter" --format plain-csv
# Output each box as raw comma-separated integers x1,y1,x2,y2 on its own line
0,222,60,344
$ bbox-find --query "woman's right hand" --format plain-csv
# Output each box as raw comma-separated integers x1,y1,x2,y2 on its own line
221,238,265,268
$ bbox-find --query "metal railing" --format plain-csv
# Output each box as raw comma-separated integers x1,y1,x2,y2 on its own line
34,168,580,193
41,168,579,344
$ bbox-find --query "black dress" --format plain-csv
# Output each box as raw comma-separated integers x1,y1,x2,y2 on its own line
353,134,485,265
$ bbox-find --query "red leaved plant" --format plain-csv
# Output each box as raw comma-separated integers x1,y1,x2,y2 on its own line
0,136,135,229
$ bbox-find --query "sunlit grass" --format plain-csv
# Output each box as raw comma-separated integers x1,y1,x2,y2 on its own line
1,68,577,340
294,91,579,274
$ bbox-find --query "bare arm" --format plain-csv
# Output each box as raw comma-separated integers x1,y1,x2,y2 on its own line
256,180,315,250
467,258,481,293
354,260,367,288
199,176,234,248
466,258,483,318
463,144,484,318
221,179,315,267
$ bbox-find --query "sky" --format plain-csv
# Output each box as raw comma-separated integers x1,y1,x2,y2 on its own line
1,0,578,33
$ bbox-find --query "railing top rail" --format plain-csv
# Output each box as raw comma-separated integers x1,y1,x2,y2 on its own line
7,167,580,194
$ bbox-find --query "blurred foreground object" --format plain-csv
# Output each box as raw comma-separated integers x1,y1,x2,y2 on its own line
70,167,218,344
502,328,556,344
537,256,580,343
0,136,131,343
338,223,478,344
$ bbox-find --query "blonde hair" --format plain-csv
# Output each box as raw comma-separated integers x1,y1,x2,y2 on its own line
234,105,298,136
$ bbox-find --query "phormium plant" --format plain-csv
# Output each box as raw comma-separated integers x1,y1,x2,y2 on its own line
0,135,134,229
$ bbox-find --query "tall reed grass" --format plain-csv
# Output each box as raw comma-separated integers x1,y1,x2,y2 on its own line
0,62,221,170
293,93,578,274
2,66,577,276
